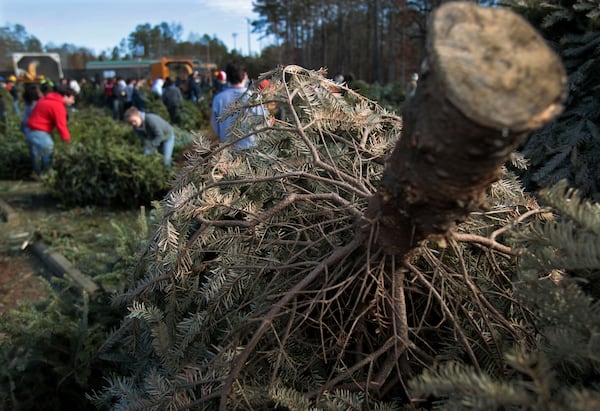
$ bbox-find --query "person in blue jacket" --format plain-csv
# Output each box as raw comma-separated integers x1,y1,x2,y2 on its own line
211,59,263,150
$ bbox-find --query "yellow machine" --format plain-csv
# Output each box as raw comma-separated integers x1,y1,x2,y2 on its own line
149,58,194,81
12,52,63,83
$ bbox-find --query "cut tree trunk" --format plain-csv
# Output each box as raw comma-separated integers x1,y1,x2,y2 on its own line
366,2,567,256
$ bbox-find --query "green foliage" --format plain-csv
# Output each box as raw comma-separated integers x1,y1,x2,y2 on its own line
143,91,170,120
410,180,600,410
43,108,174,208
349,79,406,113
178,99,208,131
506,0,600,198
75,81,111,110
252,0,424,84
144,91,209,132
410,360,535,410
0,284,121,411
0,207,152,410
512,181,600,381
92,206,153,290
0,24,43,71
0,89,31,180
513,180,600,275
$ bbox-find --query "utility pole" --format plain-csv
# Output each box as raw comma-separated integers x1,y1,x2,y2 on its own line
247,18,252,56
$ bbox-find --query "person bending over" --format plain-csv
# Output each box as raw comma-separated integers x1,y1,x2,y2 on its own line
125,106,175,167
25,85,76,174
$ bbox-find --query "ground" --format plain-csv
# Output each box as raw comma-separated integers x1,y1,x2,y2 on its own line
0,253,47,313
0,181,52,312
0,180,141,313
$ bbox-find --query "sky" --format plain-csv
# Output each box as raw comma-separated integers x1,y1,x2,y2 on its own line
1,0,270,57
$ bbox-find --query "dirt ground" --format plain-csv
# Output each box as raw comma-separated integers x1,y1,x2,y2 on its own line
0,255,47,312
0,180,140,312
0,181,52,312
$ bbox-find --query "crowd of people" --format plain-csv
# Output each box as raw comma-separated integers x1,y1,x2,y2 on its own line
2,59,282,177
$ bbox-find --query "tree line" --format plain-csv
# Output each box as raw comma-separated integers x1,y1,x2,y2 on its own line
253,0,434,83
0,22,230,74
1,0,495,84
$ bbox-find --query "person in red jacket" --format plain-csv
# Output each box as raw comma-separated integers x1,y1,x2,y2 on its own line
25,85,76,174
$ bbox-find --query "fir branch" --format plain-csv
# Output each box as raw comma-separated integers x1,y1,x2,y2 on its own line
409,361,535,410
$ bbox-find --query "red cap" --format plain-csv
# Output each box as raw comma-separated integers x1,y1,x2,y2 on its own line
258,79,270,90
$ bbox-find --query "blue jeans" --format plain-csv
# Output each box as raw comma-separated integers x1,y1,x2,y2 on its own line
13,99,21,116
112,98,124,120
26,130,54,174
144,133,174,166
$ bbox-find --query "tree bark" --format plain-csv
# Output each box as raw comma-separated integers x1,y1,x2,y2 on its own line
366,2,567,256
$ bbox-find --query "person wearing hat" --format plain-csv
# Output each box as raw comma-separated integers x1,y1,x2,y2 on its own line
257,79,282,124
25,85,76,174
39,78,56,95
7,74,20,116
213,70,227,94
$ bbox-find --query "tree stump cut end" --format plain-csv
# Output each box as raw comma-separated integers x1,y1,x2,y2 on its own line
430,2,567,131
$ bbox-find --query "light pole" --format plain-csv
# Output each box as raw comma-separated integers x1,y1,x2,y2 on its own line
232,32,238,53
246,18,252,56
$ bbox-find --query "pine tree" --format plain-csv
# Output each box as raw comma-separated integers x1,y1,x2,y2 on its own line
409,181,600,411
0,207,150,410
91,3,567,410
506,0,600,198
406,2,600,406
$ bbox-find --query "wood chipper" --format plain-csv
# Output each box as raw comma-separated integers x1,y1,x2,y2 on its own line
149,58,194,82
12,52,63,83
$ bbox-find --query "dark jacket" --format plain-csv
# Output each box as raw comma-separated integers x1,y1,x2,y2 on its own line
162,84,183,109
132,112,174,152
188,76,202,100
131,87,147,110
